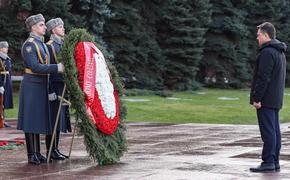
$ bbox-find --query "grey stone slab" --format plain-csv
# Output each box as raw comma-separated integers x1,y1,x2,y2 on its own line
1,120,290,179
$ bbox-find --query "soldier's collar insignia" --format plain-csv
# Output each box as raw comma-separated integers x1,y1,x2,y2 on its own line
28,38,34,42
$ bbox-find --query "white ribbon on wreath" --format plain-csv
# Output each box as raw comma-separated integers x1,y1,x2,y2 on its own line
93,53,116,119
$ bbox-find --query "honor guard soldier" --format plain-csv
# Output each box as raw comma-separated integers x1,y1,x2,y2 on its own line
45,18,71,160
17,14,65,165
0,41,13,128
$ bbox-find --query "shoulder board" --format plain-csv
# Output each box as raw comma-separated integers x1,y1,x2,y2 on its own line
28,38,34,42
46,40,53,45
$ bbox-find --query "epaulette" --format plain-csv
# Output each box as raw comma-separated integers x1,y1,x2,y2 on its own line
46,39,53,45
28,37,34,42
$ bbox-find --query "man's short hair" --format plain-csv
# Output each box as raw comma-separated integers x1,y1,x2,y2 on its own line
257,22,276,39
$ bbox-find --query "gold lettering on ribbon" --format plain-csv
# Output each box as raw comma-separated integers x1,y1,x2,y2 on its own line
84,58,94,98
83,43,96,102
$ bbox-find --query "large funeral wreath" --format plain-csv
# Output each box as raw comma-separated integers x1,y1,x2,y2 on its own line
60,29,127,165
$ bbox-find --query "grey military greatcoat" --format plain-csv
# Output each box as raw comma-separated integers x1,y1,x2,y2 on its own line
17,33,59,134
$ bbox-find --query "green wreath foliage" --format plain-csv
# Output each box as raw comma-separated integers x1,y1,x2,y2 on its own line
60,28,127,165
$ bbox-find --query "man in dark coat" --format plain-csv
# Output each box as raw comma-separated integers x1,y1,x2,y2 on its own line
45,17,71,161
250,22,286,172
17,14,65,165
0,41,13,128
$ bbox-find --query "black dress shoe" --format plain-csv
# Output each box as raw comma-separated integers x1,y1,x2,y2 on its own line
275,163,280,171
28,153,41,165
49,149,66,160
250,163,275,173
36,153,48,163
4,122,11,128
56,149,69,159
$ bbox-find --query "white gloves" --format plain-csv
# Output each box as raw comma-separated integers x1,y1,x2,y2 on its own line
0,87,4,94
48,92,57,101
57,63,64,73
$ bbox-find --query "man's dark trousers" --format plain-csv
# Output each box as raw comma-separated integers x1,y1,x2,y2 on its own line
257,107,281,164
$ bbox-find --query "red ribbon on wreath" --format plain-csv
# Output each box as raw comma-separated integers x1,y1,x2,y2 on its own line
75,42,119,135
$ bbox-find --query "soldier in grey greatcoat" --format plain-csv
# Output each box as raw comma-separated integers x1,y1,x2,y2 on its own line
17,14,64,165
45,18,71,161
0,41,13,128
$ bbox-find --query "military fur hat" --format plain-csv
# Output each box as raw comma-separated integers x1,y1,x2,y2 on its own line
0,41,8,48
25,14,45,29
46,18,64,32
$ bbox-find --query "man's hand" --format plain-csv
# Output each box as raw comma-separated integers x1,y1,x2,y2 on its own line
0,86,4,94
253,101,262,109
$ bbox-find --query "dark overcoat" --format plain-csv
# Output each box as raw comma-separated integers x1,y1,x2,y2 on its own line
250,39,287,109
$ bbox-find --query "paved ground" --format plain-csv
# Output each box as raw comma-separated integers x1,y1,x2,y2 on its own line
0,120,290,180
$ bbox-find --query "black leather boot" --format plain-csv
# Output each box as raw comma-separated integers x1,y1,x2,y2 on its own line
25,133,40,165
35,134,47,163
4,122,11,128
55,132,69,159
46,134,65,160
